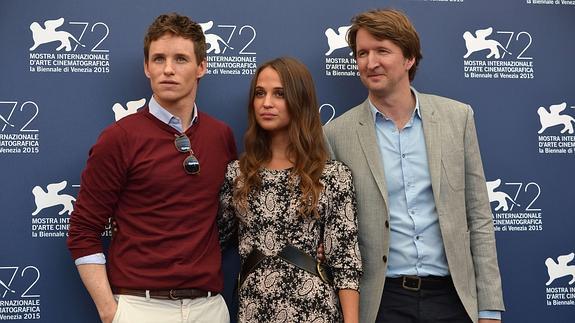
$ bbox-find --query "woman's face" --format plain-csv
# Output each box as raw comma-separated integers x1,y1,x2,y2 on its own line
253,67,290,136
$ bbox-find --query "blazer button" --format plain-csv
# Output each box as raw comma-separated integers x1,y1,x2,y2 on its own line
385,220,389,228
382,255,387,263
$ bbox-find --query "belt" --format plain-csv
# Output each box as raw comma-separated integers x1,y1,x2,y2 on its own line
239,245,333,287
112,287,217,300
239,248,266,287
385,275,452,292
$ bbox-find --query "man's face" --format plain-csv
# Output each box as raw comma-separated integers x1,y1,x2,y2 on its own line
144,33,206,109
355,28,414,98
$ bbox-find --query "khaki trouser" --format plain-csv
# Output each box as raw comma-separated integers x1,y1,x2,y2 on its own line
112,294,230,323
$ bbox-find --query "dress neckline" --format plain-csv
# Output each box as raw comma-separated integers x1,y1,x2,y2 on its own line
261,167,293,174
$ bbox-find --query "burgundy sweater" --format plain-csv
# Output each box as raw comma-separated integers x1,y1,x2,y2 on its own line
67,107,237,291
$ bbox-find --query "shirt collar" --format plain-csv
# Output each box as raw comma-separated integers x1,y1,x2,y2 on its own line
369,86,421,123
148,96,198,128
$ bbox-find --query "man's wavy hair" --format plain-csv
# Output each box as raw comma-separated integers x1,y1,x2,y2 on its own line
347,8,423,81
234,57,328,218
144,13,206,64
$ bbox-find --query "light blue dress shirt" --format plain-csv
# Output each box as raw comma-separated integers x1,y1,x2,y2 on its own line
369,96,449,278
148,96,198,132
370,89,500,320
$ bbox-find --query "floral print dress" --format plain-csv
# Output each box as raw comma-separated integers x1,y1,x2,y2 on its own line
218,160,362,323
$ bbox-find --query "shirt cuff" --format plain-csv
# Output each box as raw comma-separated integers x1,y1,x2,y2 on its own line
75,253,106,265
478,310,501,320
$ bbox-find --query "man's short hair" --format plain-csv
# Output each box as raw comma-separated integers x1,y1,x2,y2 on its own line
347,9,423,81
144,13,206,64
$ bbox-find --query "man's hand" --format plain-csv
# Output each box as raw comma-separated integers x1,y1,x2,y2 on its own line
316,243,325,263
77,264,118,323
99,302,118,323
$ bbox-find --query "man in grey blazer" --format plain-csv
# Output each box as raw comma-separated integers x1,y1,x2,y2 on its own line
324,9,505,323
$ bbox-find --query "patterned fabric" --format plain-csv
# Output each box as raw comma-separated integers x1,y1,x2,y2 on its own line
219,160,362,323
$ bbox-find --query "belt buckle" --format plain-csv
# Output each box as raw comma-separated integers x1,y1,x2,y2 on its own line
169,289,182,300
316,261,330,284
402,276,421,291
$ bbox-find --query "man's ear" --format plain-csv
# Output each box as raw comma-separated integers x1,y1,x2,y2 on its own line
196,59,207,79
404,56,415,71
144,59,150,79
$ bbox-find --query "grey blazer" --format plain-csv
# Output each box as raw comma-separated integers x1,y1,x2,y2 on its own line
324,91,505,323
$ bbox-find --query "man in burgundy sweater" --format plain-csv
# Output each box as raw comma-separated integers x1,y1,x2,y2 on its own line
67,13,237,323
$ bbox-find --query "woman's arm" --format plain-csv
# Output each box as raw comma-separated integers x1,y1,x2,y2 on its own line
324,161,363,322
339,288,360,323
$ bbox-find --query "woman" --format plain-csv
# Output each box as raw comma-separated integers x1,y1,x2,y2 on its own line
219,57,361,323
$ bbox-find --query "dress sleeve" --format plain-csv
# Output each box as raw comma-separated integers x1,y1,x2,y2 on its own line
324,161,362,291
217,161,239,250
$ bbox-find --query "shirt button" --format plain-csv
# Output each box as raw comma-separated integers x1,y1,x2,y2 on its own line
415,235,420,240
383,255,387,263
417,263,422,268
402,153,406,158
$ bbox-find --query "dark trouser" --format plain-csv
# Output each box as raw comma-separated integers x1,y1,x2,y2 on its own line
376,276,472,323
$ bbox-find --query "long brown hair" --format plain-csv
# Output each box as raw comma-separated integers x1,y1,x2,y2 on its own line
234,57,328,218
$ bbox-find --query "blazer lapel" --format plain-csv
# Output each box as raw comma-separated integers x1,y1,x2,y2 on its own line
356,101,389,206
419,94,442,206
